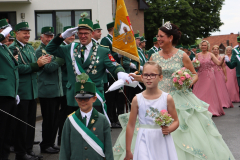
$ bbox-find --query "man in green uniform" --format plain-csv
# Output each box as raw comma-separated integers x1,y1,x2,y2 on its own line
225,36,240,107
189,45,197,61
147,37,160,59
9,22,51,160
59,73,113,160
36,26,65,154
57,25,75,146
138,36,148,71
45,15,132,124
92,21,102,45
134,32,141,47
5,30,14,46
0,19,19,160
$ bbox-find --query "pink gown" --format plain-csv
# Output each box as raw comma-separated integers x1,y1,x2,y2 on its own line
193,52,225,116
211,56,233,108
225,58,240,102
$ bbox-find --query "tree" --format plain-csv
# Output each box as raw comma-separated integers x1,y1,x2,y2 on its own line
144,0,224,49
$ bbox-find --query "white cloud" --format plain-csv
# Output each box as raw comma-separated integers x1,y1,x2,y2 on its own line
211,0,240,35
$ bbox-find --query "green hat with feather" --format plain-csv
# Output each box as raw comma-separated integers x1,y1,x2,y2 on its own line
78,12,93,32
75,73,96,98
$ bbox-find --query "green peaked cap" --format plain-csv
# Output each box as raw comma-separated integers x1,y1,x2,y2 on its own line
9,31,15,39
63,26,74,32
93,20,102,30
15,22,31,31
237,36,240,42
134,33,140,39
78,12,93,32
183,45,188,49
153,37,157,43
75,73,96,98
140,36,146,42
41,26,54,35
107,21,114,29
191,45,197,48
175,45,183,49
0,19,9,29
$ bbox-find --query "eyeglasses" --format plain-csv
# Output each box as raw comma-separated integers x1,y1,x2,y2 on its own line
78,32,91,37
76,96,94,102
142,74,160,79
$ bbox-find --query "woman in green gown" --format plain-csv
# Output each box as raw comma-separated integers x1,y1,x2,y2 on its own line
113,22,235,160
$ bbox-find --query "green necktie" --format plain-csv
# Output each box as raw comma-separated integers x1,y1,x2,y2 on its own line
82,115,87,126
81,45,86,63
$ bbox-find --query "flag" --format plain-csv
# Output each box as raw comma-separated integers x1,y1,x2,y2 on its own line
112,0,140,63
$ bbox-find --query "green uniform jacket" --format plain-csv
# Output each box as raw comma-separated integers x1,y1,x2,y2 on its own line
138,47,147,67
226,47,240,85
36,43,65,98
9,40,40,100
60,108,113,160
45,35,125,107
189,51,195,61
0,36,19,98
61,42,69,95
147,46,159,60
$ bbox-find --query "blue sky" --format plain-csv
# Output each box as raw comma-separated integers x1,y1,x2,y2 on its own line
211,0,240,35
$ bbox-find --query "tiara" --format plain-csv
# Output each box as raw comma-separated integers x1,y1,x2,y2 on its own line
163,21,172,30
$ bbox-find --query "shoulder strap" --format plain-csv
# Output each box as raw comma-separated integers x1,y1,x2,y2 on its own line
69,113,105,157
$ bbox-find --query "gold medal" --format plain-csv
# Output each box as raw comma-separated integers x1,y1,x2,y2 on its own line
91,119,95,124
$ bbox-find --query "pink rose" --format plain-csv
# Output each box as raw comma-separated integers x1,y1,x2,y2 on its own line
168,114,172,117
161,110,168,114
177,71,183,75
185,74,191,79
193,59,197,62
181,67,186,70
173,77,178,83
180,76,186,81
178,79,183,85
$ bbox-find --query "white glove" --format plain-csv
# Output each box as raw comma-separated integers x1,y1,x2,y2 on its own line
1,26,12,37
140,66,143,71
62,27,78,39
106,69,109,73
224,55,230,62
118,53,123,58
16,95,20,105
130,63,136,69
117,72,133,84
193,57,196,61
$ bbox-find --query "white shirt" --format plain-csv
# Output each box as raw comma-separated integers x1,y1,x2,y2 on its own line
80,108,93,126
81,41,93,62
108,34,113,38
17,39,25,47
63,41,68,45
92,38,98,44
0,42,2,46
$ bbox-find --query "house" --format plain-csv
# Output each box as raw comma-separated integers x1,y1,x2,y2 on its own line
0,0,113,41
0,0,148,41
203,33,239,54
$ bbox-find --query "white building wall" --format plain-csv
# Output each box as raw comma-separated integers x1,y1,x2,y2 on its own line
0,0,113,41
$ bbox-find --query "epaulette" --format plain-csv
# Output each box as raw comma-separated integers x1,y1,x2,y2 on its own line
99,45,109,48
68,111,75,117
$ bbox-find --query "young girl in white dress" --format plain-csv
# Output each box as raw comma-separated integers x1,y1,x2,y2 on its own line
124,61,179,160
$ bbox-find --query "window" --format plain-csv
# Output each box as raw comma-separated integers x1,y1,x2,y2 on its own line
35,10,91,39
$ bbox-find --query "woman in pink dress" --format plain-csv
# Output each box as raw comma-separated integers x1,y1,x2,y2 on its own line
212,45,233,108
193,40,225,116
225,46,240,102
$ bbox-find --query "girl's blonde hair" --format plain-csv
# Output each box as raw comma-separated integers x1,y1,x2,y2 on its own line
199,40,210,50
143,61,162,75
212,45,219,50
225,46,232,55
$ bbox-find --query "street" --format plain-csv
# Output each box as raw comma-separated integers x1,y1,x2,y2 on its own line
9,103,240,160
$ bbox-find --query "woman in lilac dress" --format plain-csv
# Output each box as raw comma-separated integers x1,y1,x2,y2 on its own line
212,45,233,108
193,40,225,116
225,46,240,102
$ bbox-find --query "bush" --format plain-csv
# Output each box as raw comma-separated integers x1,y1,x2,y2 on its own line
29,41,41,50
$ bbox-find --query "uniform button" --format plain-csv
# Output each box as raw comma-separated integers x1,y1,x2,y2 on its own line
84,147,88,150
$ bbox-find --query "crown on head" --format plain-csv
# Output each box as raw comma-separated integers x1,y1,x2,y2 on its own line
163,21,172,30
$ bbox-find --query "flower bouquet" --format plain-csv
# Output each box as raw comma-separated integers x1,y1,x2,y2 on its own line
192,59,200,68
155,109,174,137
172,67,193,90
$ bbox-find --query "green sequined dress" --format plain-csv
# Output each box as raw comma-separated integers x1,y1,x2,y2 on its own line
113,50,235,160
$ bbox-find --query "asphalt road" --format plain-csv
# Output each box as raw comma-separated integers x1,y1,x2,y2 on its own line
9,103,240,160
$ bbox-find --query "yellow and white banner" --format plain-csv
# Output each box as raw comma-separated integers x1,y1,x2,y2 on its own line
112,0,140,63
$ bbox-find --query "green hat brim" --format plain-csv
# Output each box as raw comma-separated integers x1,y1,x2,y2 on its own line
0,24,9,29
94,28,102,31
18,27,31,31
78,25,93,32
43,32,54,35
75,93,94,98
9,37,14,39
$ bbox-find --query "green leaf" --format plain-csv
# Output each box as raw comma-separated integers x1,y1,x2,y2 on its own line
76,73,89,82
